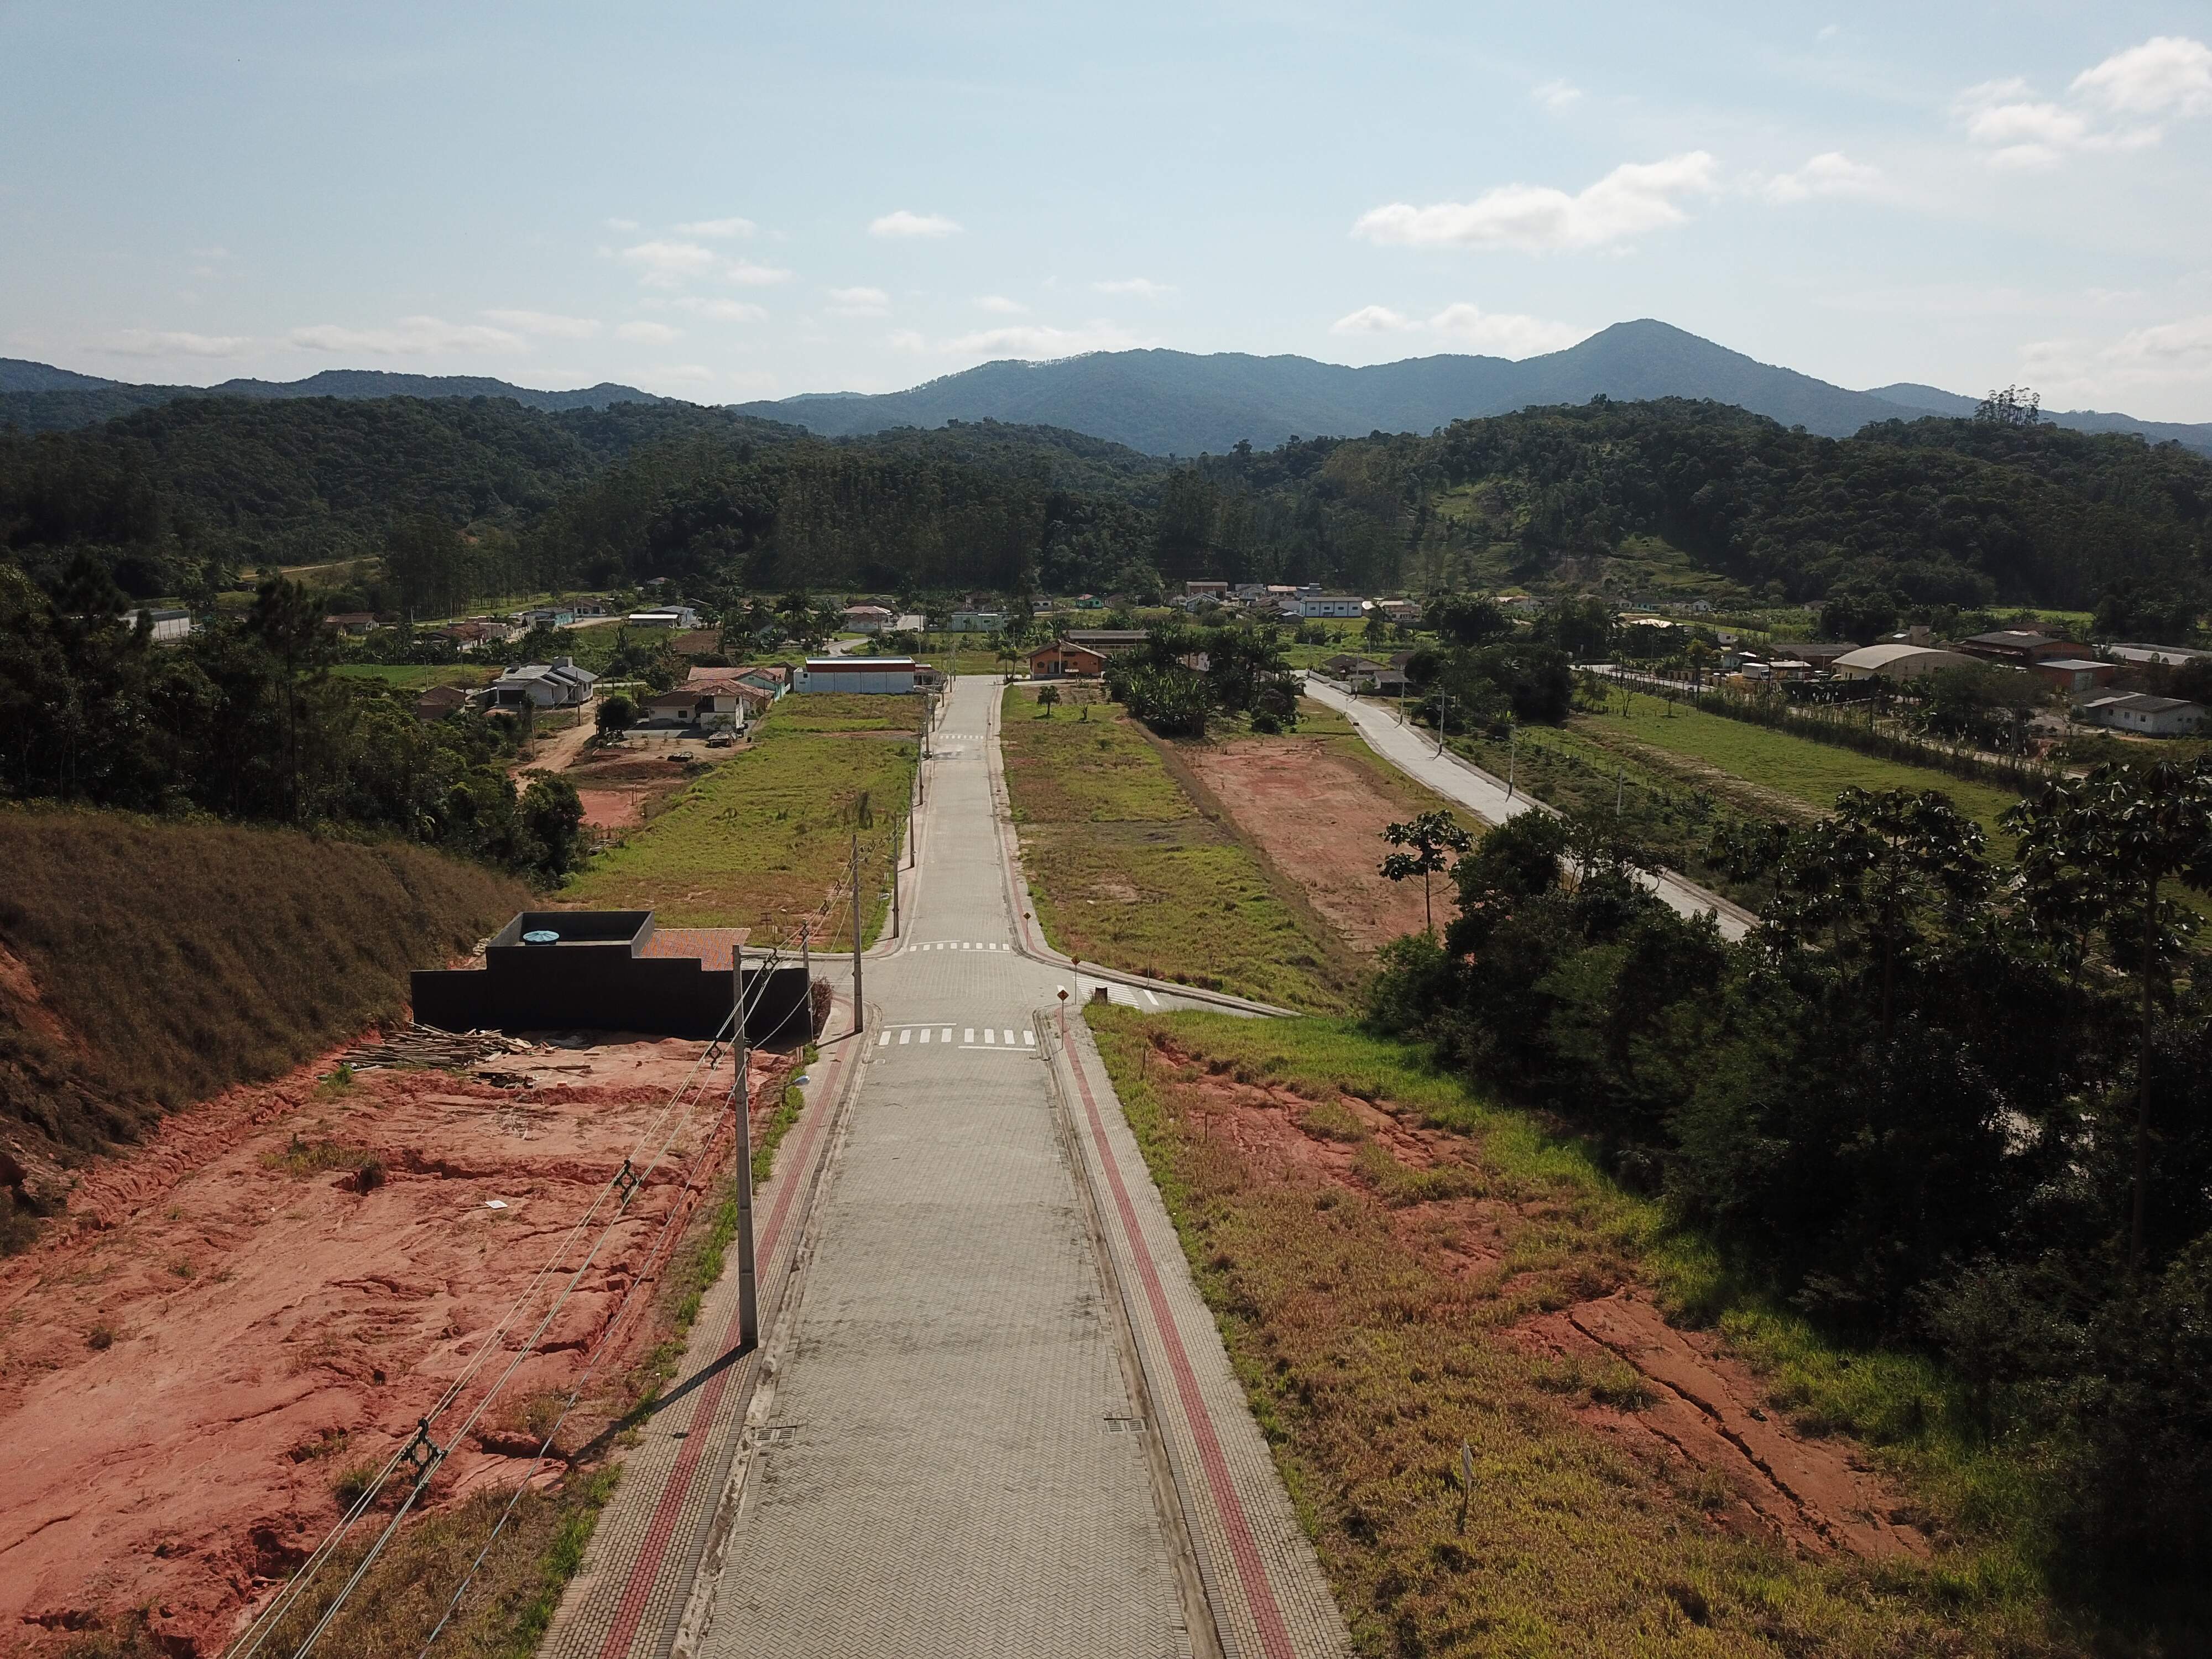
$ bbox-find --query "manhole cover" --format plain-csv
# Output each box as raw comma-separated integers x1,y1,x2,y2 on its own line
1103,1417,1146,1434
758,1424,799,1445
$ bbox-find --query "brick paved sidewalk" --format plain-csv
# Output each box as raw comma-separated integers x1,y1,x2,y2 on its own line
1051,1013,1352,1659
538,1015,864,1659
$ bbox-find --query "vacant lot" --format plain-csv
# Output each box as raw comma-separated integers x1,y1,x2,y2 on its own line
1175,703,1465,950
562,706,914,947
329,662,498,692
1089,1008,2077,1657
999,686,1348,1009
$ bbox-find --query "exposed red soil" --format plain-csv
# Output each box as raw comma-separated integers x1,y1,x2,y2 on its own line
1147,1039,1928,1564
1180,737,1435,948
0,1035,791,1657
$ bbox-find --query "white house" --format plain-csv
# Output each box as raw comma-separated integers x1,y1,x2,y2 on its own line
842,604,896,633
950,609,1005,632
2077,693,2208,737
628,606,701,629
795,657,917,694
1297,594,1367,619
489,658,598,710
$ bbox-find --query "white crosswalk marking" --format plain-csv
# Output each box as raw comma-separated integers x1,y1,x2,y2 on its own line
1022,1030,1035,1046
1002,1029,1016,1046
983,1029,997,1045
941,1027,952,1042
964,1028,975,1044
899,1028,911,1044
919,1027,931,1043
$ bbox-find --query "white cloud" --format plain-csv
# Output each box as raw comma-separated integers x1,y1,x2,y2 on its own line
826,285,890,317
619,239,721,286
1330,305,1418,335
727,369,780,395
1353,153,1718,253
288,315,525,355
1761,151,1884,204
615,320,683,343
2015,313,2212,409
726,259,792,286
671,297,768,322
938,320,1145,358
1954,40,2209,169
1094,277,1176,299
95,328,254,358
1329,302,1582,356
675,215,758,238
1531,79,1582,112
483,309,601,339
604,217,640,231
1815,23,1840,43
869,209,961,238
975,294,1027,314
1425,302,1584,355
656,363,716,382
2072,35,2212,116
888,329,929,352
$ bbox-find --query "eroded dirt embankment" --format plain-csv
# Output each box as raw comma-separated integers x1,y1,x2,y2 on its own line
1149,1040,1929,1565
0,1035,787,1657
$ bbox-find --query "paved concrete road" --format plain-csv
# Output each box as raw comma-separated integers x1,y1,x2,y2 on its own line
1303,675,1755,941
682,677,1344,1658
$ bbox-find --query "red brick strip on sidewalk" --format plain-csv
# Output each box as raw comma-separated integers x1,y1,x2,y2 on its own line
540,1019,859,1659
1064,1035,1298,1659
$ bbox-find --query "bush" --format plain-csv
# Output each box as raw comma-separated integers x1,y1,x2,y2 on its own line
595,692,636,734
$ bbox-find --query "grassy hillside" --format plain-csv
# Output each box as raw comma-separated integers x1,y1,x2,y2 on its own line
0,808,528,1186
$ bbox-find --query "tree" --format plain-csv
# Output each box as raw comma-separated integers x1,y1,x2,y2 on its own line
1036,684,1061,716
2007,760,2212,1272
1426,593,1514,646
596,692,636,734
1380,810,1473,935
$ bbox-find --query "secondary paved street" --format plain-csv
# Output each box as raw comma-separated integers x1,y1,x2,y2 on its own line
1303,674,1755,941
548,676,1346,1658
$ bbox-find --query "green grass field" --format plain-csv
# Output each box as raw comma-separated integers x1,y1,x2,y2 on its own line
999,686,1346,1008
330,662,497,691
770,691,924,733
561,711,914,946
1569,702,2026,838
1089,1006,2080,1657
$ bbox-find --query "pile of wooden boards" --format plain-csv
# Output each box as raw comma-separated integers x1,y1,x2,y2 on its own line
340,1022,544,1072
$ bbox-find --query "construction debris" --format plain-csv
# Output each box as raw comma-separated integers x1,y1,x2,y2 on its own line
338,1023,547,1073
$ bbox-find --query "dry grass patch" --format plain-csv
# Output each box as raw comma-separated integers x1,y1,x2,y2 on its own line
1089,1007,2083,1657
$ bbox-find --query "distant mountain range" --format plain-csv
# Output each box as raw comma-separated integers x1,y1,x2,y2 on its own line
729,321,2212,456
0,362,664,431
7,320,2210,456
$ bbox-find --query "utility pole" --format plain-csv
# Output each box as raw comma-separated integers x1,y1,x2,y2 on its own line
891,835,901,937
1506,723,1516,800
849,833,863,1035
1615,764,1625,817
800,924,812,1037
1434,693,1453,756
729,945,759,1347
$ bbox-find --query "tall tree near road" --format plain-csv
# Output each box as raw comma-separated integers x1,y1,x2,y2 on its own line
2007,760,2212,1274
1380,810,1473,936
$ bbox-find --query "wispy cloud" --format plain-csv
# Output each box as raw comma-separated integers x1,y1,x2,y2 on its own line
1329,302,1582,357
288,316,525,355
615,320,682,344
675,216,758,238
95,328,254,358
826,285,890,317
1094,276,1175,299
604,217,640,231
2073,35,2212,116
869,209,962,238
670,297,768,322
938,320,1144,357
1760,151,1884,204
975,294,1027,315
1531,79,1582,112
483,309,601,339
726,259,792,286
2020,312,2212,403
1353,153,1718,253
619,239,721,286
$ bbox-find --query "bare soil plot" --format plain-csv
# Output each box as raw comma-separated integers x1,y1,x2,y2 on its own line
0,1036,790,1657
1176,733,1443,950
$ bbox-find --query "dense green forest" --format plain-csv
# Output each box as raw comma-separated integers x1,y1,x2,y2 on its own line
5,390,2209,623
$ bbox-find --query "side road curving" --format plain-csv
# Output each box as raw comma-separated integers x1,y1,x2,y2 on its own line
1302,674,1756,942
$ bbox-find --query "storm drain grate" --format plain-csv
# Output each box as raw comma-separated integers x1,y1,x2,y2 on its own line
1102,1416,1146,1434
757,1423,800,1445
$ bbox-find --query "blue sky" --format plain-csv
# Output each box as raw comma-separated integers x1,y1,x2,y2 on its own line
5,1,2211,416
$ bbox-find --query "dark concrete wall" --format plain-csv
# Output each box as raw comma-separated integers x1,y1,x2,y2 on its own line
413,958,812,1044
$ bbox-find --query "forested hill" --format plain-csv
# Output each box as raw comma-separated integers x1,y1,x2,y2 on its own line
0,358,666,434
4,388,2208,614
1165,398,2212,613
731,320,2212,458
